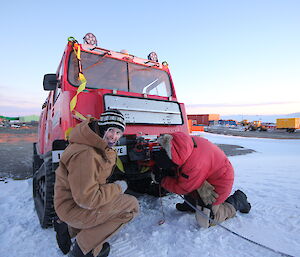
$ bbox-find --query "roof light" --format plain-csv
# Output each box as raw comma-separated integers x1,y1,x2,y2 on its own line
162,61,168,67
148,52,158,62
120,49,129,55
83,33,97,46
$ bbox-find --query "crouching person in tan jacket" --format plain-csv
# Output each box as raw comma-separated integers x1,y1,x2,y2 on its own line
54,109,139,257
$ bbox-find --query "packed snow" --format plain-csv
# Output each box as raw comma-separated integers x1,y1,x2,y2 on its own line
0,132,299,257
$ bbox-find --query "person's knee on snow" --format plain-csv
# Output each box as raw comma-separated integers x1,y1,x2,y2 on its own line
54,109,139,256
154,132,250,228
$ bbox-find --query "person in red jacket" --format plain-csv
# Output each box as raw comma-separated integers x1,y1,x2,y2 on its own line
152,132,251,228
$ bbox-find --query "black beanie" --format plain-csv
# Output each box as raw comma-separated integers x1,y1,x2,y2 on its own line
98,109,126,133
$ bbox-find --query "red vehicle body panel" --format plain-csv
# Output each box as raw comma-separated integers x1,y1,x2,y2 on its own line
38,42,189,155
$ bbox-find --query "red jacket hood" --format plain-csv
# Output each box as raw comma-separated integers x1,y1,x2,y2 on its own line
160,132,194,166
160,133,234,203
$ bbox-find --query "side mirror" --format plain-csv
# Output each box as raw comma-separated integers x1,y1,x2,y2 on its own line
43,74,58,91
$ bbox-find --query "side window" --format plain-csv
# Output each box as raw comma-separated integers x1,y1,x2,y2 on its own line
53,87,61,103
54,59,64,103
44,96,49,121
43,98,49,121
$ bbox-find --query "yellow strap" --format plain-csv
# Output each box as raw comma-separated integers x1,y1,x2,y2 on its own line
116,158,150,174
65,42,87,139
140,166,150,173
116,156,125,172
73,110,87,121
65,127,73,140
64,111,86,140
73,43,81,60
70,73,87,112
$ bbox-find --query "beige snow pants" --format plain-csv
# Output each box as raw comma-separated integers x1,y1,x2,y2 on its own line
186,190,236,228
65,194,139,256
195,202,236,228
211,202,236,224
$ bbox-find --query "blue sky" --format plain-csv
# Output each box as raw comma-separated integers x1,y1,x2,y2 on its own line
0,0,299,116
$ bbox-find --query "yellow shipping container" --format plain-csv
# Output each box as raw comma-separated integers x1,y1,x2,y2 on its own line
276,118,300,129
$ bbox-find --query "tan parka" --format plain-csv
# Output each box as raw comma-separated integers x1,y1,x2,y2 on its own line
54,119,123,223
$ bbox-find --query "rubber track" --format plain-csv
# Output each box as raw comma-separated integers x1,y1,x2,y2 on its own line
33,159,56,228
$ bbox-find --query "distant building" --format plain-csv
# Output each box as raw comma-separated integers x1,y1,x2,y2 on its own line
216,119,237,126
187,114,220,126
19,115,40,122
0,115,19,121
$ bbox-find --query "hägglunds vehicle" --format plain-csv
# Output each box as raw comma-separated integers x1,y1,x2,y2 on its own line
33,33,189,228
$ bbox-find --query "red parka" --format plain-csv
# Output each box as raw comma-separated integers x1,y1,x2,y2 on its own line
161,132,234,205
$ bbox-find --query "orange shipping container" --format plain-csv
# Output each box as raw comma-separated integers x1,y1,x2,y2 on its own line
276,118,300,129
191,125,204,132
188,119,193,133
187,114,220,126
188,120,205,132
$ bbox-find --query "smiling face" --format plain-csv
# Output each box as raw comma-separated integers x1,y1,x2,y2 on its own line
102,127,123,147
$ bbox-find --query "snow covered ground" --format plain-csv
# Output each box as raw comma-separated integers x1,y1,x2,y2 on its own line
1,132,299,257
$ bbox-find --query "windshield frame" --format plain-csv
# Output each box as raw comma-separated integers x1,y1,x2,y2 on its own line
67,51,173,97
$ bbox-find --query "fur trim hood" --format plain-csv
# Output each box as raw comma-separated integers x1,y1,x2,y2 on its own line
69,118,108,150
158,132,194,166
158,134,173,159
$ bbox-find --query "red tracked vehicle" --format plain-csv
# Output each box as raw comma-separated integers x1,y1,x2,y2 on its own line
33,33,189,228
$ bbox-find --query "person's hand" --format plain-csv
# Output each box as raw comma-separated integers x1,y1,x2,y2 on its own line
151,165,164,184
115,180,128,193
151,165,174,184
152,149,177,170
196,181,219,205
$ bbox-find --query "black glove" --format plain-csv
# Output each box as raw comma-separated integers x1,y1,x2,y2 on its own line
151,165,175,184
152,149,177,170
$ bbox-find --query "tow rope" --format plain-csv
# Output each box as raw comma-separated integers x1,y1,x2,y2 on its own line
158,184,166,225
178,195,294,257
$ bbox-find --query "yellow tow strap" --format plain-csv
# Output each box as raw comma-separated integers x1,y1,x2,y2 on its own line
65,39,87,140
69,44,87,120
116,156,125,172
64,127,73,140
70,73,87,115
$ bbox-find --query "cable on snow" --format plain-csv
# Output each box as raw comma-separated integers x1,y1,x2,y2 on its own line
179,195,294,257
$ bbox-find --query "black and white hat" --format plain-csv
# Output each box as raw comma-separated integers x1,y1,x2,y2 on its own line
98,109,126,132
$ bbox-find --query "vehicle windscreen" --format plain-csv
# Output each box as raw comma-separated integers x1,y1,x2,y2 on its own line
68,51,172,97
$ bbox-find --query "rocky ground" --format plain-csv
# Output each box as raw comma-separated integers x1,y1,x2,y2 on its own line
0,126,38,180
0,125,255,180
